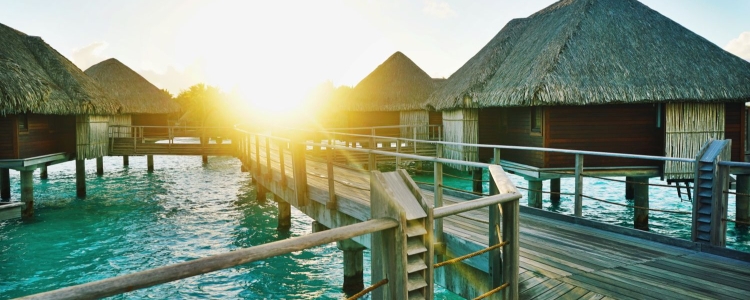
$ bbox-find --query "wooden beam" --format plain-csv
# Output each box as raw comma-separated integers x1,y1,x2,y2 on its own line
625,176,635,200
527,180,543,209
147,155,154,173
20,170,33,219
1,168,10,200
574,154,583,217
276,195,291,231
633,177,649,231
550,178,560,205
737,175,750,227
76,159,86,198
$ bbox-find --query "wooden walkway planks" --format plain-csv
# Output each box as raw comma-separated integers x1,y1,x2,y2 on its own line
247,145,750,300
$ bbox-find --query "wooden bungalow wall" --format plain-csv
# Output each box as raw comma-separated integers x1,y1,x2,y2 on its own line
399,110,429,140
725,102,746,162
132,113,169,137
0,115,17,159
76,115,110,160
478,107,544,165
0,114,76,159
545,104,664,168
346,111,400,137
442,109,478,171
109,115,132,138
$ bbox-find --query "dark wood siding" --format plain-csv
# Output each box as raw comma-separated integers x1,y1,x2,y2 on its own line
346,111,400,137
429,111,442,125
478,107,544,166
132,113,169,137
725,102,745,162
545,104,663,168
17,114,76,158
0,115,18,159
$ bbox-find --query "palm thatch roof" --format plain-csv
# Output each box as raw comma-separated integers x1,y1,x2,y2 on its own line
346,51,441,112
85,58,180,114
426,0,750,110
0,23,120,116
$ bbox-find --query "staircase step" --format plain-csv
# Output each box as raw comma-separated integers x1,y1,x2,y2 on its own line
700,164,714,171
699,173,713,180
697,224,711,233
407,239,427,256
698,233,711,241
698,191,712,198
698,216,711,223
405,223,427,237
408,290,425,300
699,182,712,189
407,272,428,291
407,255,427,273
698,207,712,214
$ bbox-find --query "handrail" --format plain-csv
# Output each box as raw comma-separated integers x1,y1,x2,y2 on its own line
19,218,399,300
433,192,522,219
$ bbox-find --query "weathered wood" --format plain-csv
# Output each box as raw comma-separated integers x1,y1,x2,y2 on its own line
123,156,129,166
633,177,649,231
472,169,483,194
19,218,398,300
96,157,104,176
326,147,336,209
40,165,48,180
76,159,86,198
528,180,543,208
337,238,365,295
737,174,750,226
1,168,10,200
435,144,444,259
575,154,583,217
370,170,408,300
277,195,291,231
625,176,635,200
147,155,154,172
278,140,286,186
20,170,33,219
291,140,308,207
256,184,267,204
550,178,560,205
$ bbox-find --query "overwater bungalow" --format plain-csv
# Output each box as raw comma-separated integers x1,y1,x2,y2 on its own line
0,23,120,216
85,58,180,139
425,0,750,181
343,51,442,139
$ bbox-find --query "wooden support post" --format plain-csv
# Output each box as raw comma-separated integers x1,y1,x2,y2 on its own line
0,168,10,200
256,183,267,204
21,170,33,219
502,195,520,300
76,159,86,198
395,140,401,168
338,239,365,295
550,178,561,206
147,155,154,172
574,154,584,217
96,157,104,176
202,155,208,164
527,180,543,208
276,195,291,231
279,140,287,187
123,156,129,167
311,221,328,233
472,169,483,194
291,139,308,206
737,175,750,227
633,177,649,231
40,165,48,180
488,170,502,298
326,147,337,210
625,176,635,200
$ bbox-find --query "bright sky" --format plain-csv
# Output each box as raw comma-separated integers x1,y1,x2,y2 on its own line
1,0,749,111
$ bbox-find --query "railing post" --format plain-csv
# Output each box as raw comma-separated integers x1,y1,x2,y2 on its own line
278,139,287,187
395,139,401,168
434,143,444,256
574,154,584,217
291,139,308,207
265,136,272,180
413,127,417,153
254,135,261,175
326,146,337,209
502,196,520,299
368,134,376,171
489,147,503,297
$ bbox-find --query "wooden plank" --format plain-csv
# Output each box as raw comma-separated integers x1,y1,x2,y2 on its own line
624,264,748,299
530,281,576,300
558,286,590,300
519,278,561,300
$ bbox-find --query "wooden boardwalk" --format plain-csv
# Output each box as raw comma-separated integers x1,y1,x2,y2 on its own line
246,143,750,299
109,137,235,156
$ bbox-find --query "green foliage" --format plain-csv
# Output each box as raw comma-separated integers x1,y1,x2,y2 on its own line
176,83,238,127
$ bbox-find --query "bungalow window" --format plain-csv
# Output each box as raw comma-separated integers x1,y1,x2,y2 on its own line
18,114,28,132
530,107,543,133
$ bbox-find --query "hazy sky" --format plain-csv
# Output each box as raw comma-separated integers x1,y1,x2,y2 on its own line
1,0,749,102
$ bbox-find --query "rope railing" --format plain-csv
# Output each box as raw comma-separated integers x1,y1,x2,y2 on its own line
724,190,750,197
346,279,389,300
582,174,678,189
514,185,577,197
580,194,692,215
723,218,750,226
412,181,489,197
434,241,507,269
473,283,510,300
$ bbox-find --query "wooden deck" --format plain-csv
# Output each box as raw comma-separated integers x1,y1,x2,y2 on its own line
246,143,750,299
109,137,235,156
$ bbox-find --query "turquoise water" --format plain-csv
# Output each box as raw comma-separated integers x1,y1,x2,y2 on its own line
411,166,750,253
0,156,464,299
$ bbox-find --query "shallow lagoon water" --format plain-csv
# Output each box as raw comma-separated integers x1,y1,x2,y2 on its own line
0,156,464,299
1,155,748,299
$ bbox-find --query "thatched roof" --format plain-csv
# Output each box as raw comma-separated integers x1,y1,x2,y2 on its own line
426,0,750,110
346,51,440,112
0,23,120,116
85,58,180,114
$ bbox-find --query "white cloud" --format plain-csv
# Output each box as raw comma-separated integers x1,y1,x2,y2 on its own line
139,59,208,95
70,42,109,70
423,0,456,19
726,31,750,61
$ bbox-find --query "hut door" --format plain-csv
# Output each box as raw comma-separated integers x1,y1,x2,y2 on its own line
664,103,724,180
